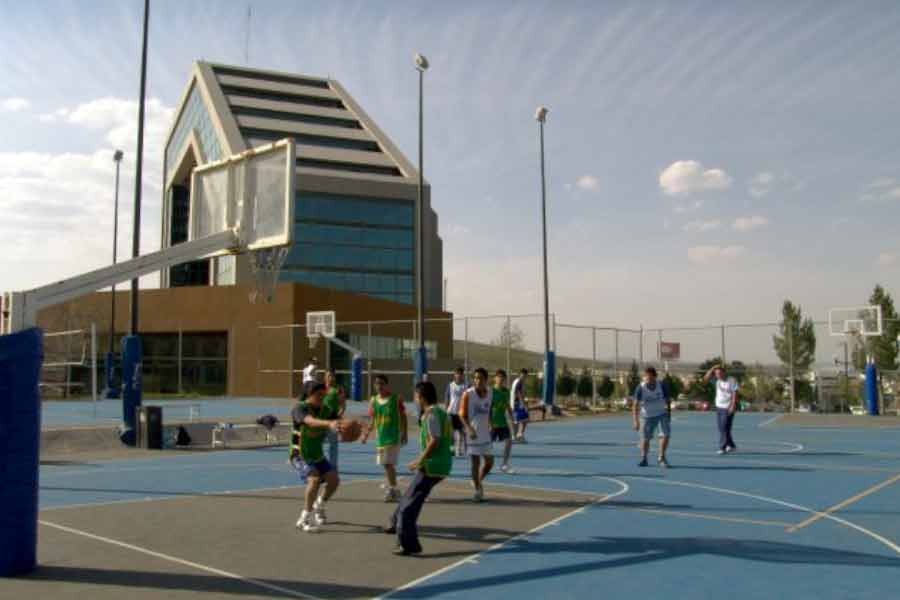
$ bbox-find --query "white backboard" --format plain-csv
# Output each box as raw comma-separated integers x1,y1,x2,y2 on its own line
189,138,295,256
306,311,336,339
828,305,883,337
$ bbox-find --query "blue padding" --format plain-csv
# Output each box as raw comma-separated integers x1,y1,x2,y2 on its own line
414,346,428,384
865,362,879,416
121,335,143,437
543,351,556,406
0,327,43,577
351,356,363,401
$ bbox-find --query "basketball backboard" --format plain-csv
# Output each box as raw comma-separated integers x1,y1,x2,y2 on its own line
828,305,883,337
190,138,296,256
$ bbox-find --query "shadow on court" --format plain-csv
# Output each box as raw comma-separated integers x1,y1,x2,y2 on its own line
389,536,900,598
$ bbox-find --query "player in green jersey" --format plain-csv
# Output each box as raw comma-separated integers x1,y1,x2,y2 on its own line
361,374,408,501
491,369,515,474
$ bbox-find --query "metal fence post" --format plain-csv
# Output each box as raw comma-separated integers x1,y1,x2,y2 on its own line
639,325,644,368
591,326,597,404
614,328,619,380
721,324,726,365
367,320,373,400
788,319,796,413
288,324,295,400
506,314,512,376
552,313,557,351
657,329,663,368
464,317,469,374
91,323,97,418
177,324,183,394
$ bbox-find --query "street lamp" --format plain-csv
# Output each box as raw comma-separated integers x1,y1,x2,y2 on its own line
414,52,428,384
104,149,124,399
535,105,555,411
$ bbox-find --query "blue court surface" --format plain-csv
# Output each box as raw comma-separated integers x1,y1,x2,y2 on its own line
38,412,900,599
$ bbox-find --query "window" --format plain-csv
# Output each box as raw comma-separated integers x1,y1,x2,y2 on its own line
347,334,437,360
214,67,330,89
232,107,361,129
296,158,402,177
165,83,223,174
242,128,379,152
220,85,345,109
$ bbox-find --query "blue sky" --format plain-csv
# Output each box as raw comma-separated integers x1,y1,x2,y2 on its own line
1,0,898,362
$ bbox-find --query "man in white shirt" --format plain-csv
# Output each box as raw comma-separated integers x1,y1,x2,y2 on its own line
510,368,530,442
444,367,468,457
302,357,319,384
704,365,738,454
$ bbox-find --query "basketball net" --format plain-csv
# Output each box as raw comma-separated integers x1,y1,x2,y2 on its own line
249,247,289,304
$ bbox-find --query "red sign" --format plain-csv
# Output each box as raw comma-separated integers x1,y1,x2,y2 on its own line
659,341,681,361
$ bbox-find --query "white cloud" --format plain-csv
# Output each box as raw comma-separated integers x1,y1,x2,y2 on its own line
683,219,721,233
1,97,29,112
860,176,900,203
876,253,896,267
575,174,600,192
0,96,175,291
38,108,70,123
446,224,471,236
749,172,774,198
732,216,769,232
674,200,705,214
687,245,746,263
659,160,732,196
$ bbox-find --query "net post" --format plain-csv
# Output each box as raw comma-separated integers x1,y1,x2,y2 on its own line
177,325,183,394
464,317,469,374
721,324,726,365
91,323,97,417
591,326,597,406
288,323,295,399
506,314,512,376
788,318,796,413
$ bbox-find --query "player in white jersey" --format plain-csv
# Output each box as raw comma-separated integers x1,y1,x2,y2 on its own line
302,357,319,384
510,368,530,442
632,366,672,468
444,366,468,457
460,367,494,501
704,365,738,454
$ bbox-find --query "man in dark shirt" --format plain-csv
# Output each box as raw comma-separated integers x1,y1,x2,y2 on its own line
291,381,340,533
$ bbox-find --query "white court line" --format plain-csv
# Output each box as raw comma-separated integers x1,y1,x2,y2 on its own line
375,477,629,600
39,519,323,600
626,476,900,556
758,415,783,428
40,478,382,513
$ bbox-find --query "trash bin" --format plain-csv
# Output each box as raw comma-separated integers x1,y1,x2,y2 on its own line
136,406,163,449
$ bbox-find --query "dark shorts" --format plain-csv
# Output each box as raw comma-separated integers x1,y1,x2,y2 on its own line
450,414,464,431
307,458,333,476
492,426,511,442
514,407,530,423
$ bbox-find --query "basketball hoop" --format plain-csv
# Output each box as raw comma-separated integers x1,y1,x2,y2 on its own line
306,311,336,349
249,246,288,304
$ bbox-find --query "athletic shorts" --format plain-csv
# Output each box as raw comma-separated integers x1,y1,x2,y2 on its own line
513,407,529,423
468,441,493,457
641,414,671,441
307,458,333,477
450,414,464,431
491,427,511,442
376,445,400,466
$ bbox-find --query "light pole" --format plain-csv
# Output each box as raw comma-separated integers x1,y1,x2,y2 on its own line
121,0,150,445
413,52,429,384
535,106,555,412
104,150,124,399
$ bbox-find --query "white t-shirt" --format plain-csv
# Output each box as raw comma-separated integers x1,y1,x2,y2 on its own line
463,386,493,445
510,377,525,410
714,378,738,409
302,364,317,383
635,381,669,418
445,381,467,415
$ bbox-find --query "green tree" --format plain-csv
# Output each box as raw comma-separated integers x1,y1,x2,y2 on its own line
626,360,641,396
556,365,576,398
524,374,541,399
662,373,684,399
773,300,817,375
576,369,593,399
597,375,615,399
864,285,900,372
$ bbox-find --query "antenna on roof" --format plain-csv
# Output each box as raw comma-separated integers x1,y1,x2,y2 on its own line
244,5,251,65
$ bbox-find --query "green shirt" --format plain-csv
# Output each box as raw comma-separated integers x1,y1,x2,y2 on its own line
491,386,510,428
323,386,343,419
420,406,452,478
371,394,401,448
290,401,329,463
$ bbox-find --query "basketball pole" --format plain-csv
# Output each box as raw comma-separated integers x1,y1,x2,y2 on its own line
413,53,429,385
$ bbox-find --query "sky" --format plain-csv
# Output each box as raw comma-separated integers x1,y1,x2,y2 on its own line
1,0,899,364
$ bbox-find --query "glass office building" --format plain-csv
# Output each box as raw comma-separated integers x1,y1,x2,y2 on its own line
161,61,443,309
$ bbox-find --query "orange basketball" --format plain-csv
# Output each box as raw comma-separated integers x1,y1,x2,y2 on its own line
338,419,362,442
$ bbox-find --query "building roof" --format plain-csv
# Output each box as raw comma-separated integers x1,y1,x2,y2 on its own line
164,61,423,188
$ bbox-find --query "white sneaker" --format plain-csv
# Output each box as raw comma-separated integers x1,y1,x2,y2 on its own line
384,487,400,502
296,511,319,533
473,488,484,502
717,449,726,455
500,464,515,474
313,498,327,525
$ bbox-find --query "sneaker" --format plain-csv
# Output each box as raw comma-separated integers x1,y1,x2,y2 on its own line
384,487,400,502
296,511,319,533
658,457,669,469
638,458,648,467
499,464,515,475
717,449,726,455
393,545,423,556
473,488,484,502
382,525,397,534
313,499,327,525
725,446,736,453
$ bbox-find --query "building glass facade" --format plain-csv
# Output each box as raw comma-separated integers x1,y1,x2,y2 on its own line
279,192,415,304
165,83,224,174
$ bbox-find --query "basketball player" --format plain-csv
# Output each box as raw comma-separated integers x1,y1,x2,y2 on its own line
459,367,494,501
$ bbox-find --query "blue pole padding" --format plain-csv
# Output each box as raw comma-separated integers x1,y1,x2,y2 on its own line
865,362,879,416
350,355,363,401
542,350,556,406
0,327,43,577
120,335,143,445
414,346,428,384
